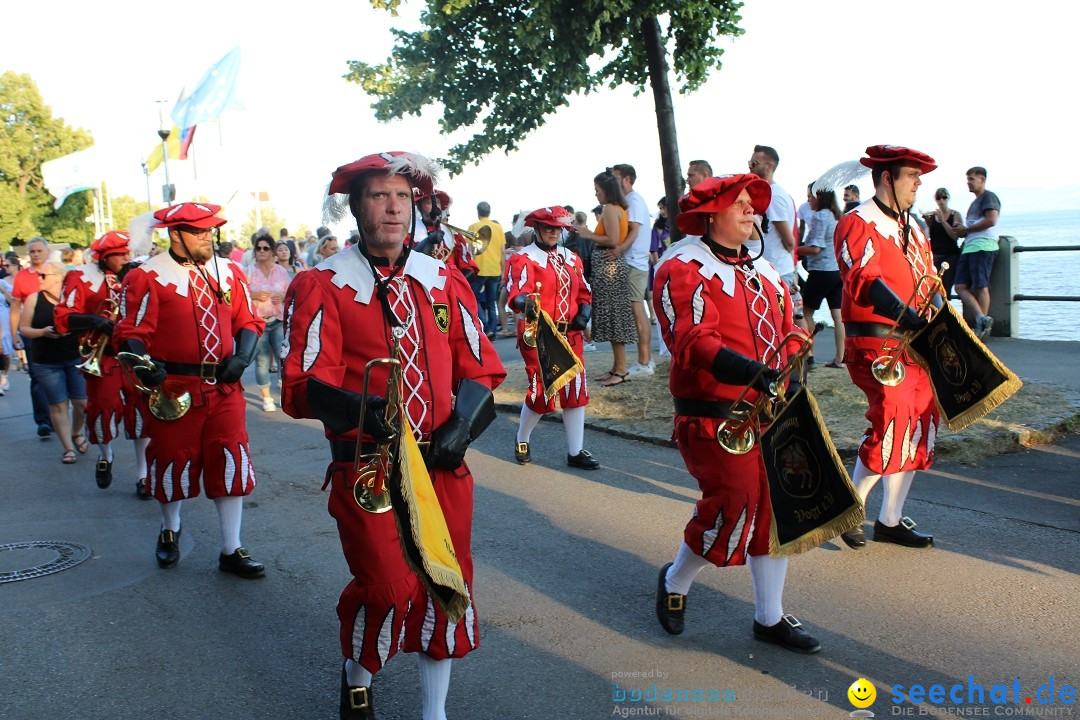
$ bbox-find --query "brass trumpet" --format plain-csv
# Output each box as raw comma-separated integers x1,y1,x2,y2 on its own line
76,298,120,377
716,333,814,455
520,285,542,348
352,354,405,513
116,352,192,421
871,267,947,387
443,222,490,256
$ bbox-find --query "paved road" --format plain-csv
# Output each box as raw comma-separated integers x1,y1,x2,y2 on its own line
1,336,1077,719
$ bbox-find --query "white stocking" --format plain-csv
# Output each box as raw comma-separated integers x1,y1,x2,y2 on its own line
516,404,542,444
418,655,451,720
562,406,585,456
851,457,882,507
134,438,150,479
665,540,710,595
96,441,113,463
214,496,244,554
345,657,373,687
160,500,182,532
748,554,788,626
879,470,916,526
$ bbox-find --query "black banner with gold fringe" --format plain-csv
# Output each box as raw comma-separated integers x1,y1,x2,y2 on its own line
907,303,1022,431
535,309,583,400
762,388,864,556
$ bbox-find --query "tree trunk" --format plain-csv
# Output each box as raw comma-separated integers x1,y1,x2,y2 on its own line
641,15,684,240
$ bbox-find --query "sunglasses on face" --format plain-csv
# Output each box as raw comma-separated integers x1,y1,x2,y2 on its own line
255,246,272,251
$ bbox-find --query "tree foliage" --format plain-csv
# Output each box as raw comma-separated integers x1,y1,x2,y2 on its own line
347,0,744,174
238,205,287,248
1,72,95,250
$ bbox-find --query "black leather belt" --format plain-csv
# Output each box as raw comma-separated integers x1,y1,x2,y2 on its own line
162,360,219,380
330,439,432,463
555,320,569,334
844,322,894,339
673,397,736,418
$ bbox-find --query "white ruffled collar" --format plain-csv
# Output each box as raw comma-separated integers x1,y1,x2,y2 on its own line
317,245,446,304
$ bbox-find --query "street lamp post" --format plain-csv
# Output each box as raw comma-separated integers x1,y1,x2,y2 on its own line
141,161,152,212
156,101,175,204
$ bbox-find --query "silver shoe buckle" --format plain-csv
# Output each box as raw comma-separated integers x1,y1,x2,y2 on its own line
782,614,802,629
899,516,917,531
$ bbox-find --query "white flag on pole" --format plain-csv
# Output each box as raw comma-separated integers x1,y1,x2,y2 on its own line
41,147,105,209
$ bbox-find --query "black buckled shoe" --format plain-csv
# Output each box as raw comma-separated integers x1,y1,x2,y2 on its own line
156,528,180,569
841,526,867,549
95,459,113,489
567,449,600,470
219,547,266,578
514,441,531,465
340,662,376,720
873,517,933,548
753,614,822,654
136,478,152,500
655,562,686,635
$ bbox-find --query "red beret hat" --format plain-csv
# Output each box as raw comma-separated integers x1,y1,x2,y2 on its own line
90,230,131,258
524,207,573,230
435,190,452,208
329,151,440,197
675,174,771,236
152,202,227,229
859,145,937,173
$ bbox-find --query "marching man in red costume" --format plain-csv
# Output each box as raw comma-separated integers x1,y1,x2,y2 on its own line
652,174,820,654
280,151,505,720
834,145,941,550
113,202,266,577
504,206,599,469
412,190,479,282
54,231,151,496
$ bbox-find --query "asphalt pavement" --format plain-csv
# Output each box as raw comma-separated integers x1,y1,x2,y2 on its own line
1,334,1077,719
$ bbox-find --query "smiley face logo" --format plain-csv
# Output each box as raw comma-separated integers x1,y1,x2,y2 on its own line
848,678,876,708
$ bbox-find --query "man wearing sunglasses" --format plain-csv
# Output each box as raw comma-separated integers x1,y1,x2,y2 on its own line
8,237,57,437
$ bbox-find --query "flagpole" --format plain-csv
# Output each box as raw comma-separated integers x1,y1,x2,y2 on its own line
105,183,114,231
156,101,174,204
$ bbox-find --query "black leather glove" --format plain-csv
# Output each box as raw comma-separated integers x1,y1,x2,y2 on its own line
411,229,446,258
120,339,166,387
427,378,496,471
68,313,114,335
711,347,781,395
306,377,393,441
216,329,259,384
569,303,591,331
867,278,927,332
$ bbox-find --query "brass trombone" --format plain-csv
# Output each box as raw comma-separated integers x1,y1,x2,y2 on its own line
716,333,814,455
871,267,947,387
520,284,542,348
352,354,405,513
116,352,192,421
76,298,120,377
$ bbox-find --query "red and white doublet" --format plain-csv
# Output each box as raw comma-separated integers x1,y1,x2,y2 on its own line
54,264,149,444
835,200,939,475
505,243,591,413
280,246,505,674
653,239,802,566
112,252,264,502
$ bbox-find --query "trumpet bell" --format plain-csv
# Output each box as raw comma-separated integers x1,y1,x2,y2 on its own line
149,382,192,421
76,354,104,377
871,355,906,386
522,326,537,348
717,422,755,455
353,464,393,513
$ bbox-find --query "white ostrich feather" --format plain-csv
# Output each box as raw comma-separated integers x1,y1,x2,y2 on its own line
811,160,869,194
385,152,442,188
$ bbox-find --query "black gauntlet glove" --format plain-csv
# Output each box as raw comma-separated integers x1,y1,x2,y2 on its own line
569,303,591,331
510,293,538,322
306,378,394,441
120,339,166,387
68,313,114,336
216,329,259,384
427,379,496,471
867,278,927,332
711,347,781,395
412,229,445,258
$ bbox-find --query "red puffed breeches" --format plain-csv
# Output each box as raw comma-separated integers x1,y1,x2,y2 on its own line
144,385,255,502
326,460,478,674
674,416,773,566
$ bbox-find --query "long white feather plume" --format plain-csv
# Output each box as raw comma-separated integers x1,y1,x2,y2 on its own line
811,160,870,195
322,183,350,225
385,152,442,188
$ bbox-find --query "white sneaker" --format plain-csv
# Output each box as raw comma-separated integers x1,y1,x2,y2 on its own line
976,315,994,339
626,362,655,377
0,375,8,391
262,397,277,412
582,342,597,352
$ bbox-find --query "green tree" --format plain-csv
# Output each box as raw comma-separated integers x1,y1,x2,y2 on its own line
109,193,151,235
346,0,744,233
238,205,287,248
0,71,94,250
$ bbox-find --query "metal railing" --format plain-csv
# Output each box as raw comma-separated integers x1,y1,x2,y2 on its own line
989,236,1080,336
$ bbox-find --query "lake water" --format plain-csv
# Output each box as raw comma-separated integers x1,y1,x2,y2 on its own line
811,207,1080,341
